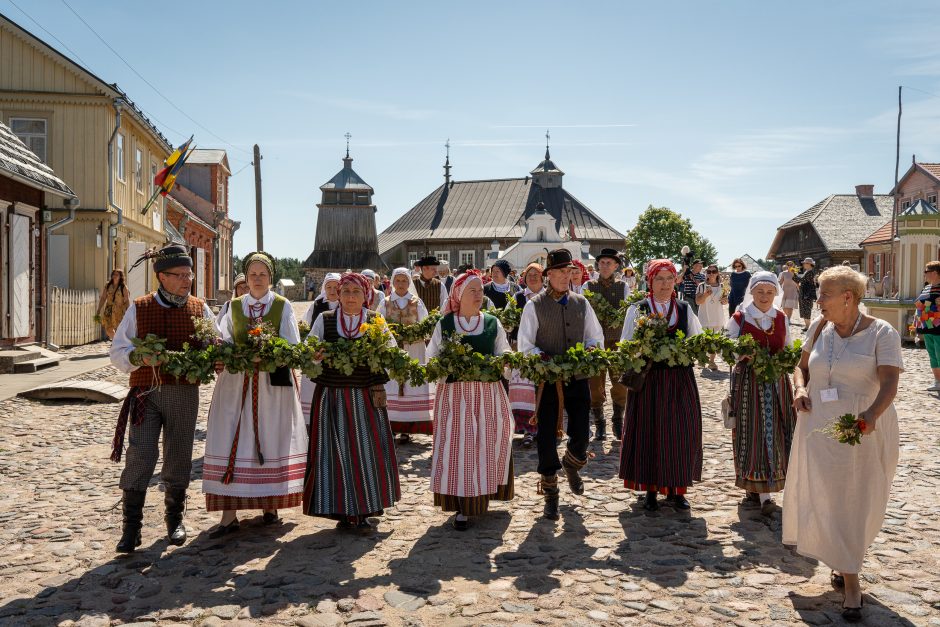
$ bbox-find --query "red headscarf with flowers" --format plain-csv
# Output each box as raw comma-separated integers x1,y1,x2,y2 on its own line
645,259,677,289
571,259,590,285
444,270,483,315
339,272,374,310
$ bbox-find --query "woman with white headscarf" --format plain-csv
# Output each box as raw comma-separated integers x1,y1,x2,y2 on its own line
299,273,341,418
724,271,797,516
426,271,514,531
378,267,435,442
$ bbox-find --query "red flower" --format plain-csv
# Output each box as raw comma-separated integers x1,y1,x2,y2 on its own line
857,419,868,434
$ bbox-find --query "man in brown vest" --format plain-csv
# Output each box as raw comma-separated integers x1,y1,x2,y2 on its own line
584,248,629,441
109,245,214,553
517,249,604,520
414,255,448,311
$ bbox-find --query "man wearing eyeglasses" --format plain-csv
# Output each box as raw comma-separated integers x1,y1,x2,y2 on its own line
108,244,214,553
679,259,706,315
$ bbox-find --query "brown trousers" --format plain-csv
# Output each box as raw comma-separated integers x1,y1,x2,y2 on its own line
588,368,626,409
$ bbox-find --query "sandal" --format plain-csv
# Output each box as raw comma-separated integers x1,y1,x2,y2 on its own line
830,571,845,589
398,433,410,444
208,519,239,539
841,596,863,623
452,516,469,531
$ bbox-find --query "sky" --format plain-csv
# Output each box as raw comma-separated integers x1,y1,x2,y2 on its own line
5,0,940,265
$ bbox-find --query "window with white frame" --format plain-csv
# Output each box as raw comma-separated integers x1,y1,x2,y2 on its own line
874,254,882,280
459,250,475,268
135,148,143,192
10,118,47,163
218,182,226,211
116,133,126,181
435,251,450,263
407,251,419,266
150,159,158,195
929,194,938,206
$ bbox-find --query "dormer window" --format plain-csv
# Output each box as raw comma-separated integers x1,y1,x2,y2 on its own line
538,228,546,242
929,194,938,205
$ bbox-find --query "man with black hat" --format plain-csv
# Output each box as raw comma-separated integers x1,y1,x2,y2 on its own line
584,248,630,441
414,255,449,311
109,244,214,552
484,259,519,309
517,248,604,520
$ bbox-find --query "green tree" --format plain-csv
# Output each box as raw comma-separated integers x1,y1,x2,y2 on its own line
754,258,776,271
233,255,305,285
622,206,718,267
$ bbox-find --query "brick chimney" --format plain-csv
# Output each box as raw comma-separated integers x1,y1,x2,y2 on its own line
855,184,875,198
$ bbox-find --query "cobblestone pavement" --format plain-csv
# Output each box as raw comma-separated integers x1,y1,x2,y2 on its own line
1,314,938,627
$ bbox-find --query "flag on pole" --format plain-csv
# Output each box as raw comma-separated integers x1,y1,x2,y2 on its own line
142,135,195,214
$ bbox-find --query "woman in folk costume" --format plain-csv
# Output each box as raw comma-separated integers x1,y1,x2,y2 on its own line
569,259,590,294
377,268,435,442
304,273,401,532
202,252,308,538
725,272,798,516
215,273,249,328
299,273,340,418
509,262,543,446
619,259,704,512
427,271,514,530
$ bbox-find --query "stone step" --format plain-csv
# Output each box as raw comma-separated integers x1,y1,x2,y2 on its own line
12,356,60,374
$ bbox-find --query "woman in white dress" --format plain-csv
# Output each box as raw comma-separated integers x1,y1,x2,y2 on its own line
783,266,902,623
378,268,435,442
694,263,728,370
427,271,514,530
203,252,308,537
299,273,340,418
623,266,638,293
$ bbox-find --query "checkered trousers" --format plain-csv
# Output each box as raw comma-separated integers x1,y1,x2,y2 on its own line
118,386,200,492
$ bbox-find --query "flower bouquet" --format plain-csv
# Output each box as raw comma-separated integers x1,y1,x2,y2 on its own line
388,309,441,344
816,413,866,445
511,343,609,385
424,333,507,383
163,317,224,384
582,290,628,330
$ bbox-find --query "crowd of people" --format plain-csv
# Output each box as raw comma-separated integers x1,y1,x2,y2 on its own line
105,243,937,623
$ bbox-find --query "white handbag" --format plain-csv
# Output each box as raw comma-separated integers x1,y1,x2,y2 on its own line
721,367,736,429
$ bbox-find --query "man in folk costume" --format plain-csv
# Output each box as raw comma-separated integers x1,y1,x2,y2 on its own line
414,256,449,312
109,245,214,552
584,248,630,441
517,249,604,520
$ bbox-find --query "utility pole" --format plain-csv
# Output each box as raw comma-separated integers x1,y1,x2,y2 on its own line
892,86,902,240
253,144,263,251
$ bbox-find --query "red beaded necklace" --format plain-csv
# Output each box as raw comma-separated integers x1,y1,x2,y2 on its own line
456,313,482,333
340,308,363,338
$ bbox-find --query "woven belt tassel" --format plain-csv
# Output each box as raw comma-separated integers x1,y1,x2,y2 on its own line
250,369,264,466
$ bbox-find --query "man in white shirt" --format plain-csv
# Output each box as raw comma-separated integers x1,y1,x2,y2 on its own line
517,249,604,520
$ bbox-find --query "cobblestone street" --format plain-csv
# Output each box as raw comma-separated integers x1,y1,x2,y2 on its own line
1,320,938,627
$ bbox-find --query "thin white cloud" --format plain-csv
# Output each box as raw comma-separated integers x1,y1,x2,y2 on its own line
490,124,637,128
282,92,439,121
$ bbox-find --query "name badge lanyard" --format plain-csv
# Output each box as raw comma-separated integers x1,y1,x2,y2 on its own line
826,312,863,388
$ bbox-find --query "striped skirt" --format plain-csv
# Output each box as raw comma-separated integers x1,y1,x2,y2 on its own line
387,340,435,434
731,364,797,493
430,381,514,509
509,370,537,435
619,366,702,494
302,385,401,520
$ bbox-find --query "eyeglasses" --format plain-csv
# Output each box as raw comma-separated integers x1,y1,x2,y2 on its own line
162,271,195,280
706,270,718,274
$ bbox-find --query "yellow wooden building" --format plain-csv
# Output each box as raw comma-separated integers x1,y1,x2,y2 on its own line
0,13,172,297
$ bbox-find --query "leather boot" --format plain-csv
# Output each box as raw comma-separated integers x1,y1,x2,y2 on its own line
541,475,560,520
164,488,187,546
116,489,146,553
561,450,586,495
611,404,624,441
591,407,606,441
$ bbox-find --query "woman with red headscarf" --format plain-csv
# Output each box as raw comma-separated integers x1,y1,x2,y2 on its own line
426,271,514,531
570,259,590,294
618,259,704,512
508,262,544,446
303,272,401,533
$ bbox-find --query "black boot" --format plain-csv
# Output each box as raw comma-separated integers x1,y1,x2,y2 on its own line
164,489,187,546
116,490,146,553
643,490,659,511
611,404,624,441
541,474,560,520
592,407,606,441
561,450,586,495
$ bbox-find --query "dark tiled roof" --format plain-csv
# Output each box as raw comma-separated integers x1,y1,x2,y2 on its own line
377,178,624,255
775,194,893,252
320,157,373,192
860,220,893,245
0,120,75,197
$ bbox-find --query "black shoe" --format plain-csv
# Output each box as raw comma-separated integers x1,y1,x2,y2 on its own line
592,407,606,441
208,519,239,539
541,475,560,520
611,404,624,442
116,490,146,553
398,433,410,444
669,494,691,510
452,517,469,531
760,499,779,516
522,433,534,448
831,571,845,589
841,596,863,623
335,519,354,530
164,488,187,546
262,511,280,525
355,520,374,534
643,491,659,511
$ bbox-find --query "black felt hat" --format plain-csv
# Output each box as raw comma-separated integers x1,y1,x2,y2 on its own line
416,255,439,267
543,248,575,274
596,248,623,266
152,245,192,273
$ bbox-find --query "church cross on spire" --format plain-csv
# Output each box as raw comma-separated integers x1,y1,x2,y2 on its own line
345,132,352,158
444,138,452,185
545,129,551,160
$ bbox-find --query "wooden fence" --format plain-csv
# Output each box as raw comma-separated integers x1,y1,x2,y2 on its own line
50,287,100,347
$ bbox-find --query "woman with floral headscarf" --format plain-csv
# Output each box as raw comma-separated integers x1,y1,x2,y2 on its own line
378,267,435,442
426,271,514,530
619,259,704,512
203,252,308,538
299,273,340,417
303,273,400,532
725,271,797,516
570,259,590,294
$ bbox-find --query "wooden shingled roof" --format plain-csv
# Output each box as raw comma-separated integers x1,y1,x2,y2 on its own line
377,178,624,255
773,194,893,253
0,120,75,198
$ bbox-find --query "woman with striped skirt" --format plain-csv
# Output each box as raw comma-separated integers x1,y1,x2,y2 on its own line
508,263,543,446
619,259,704,512
427,271,514,531
303,273,401,533
299,272,340,419
725,271,797,516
